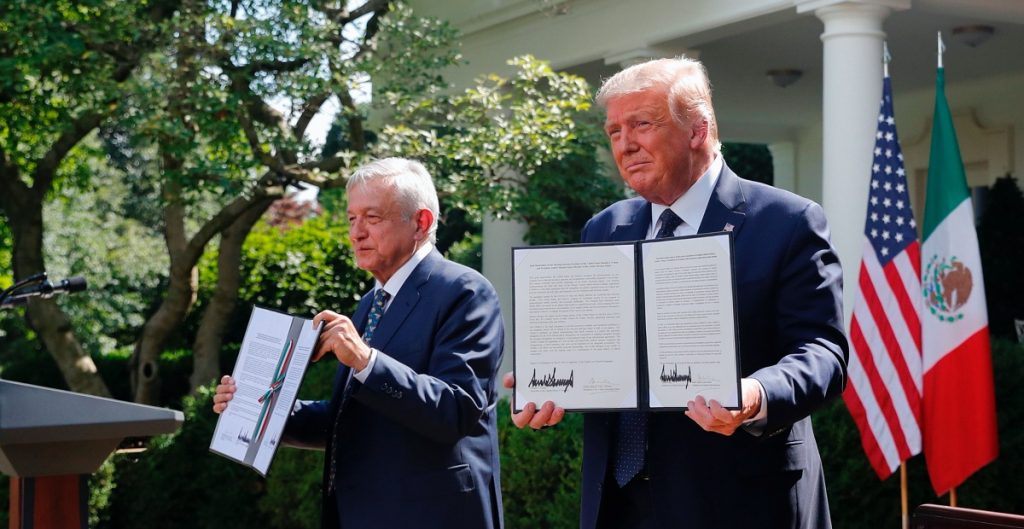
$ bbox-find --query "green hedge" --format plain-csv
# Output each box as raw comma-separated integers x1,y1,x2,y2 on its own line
498,400,583,529
816,337,1024,527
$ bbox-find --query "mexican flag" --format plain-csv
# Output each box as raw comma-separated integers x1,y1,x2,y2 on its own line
920,66,998,495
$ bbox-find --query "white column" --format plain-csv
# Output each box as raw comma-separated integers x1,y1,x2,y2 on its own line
482,214,527,395
796,0,908,325
767,141,797,193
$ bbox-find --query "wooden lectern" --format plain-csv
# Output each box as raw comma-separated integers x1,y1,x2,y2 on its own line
0,379,184,529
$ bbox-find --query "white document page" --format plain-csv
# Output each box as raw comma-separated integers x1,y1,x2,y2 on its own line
641,233,739,409
210,307,320,475
513,244,638,411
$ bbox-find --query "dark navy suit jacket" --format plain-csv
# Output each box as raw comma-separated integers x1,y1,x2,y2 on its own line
283,249,504,529
579,164,848,529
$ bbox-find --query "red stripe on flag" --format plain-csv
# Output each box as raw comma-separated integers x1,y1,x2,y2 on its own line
843,378,896,479
860,261,922,425
923,328,998,495
849,317,913,461
860,261,925,427
899,242,923,350
884,244,925,351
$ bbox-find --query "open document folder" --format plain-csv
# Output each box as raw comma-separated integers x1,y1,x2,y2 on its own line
210,306,321,475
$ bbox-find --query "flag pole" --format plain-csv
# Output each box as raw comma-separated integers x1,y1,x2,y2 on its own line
950,487,958,507
883,41,891,78
886,40,910,529
937,31,945,69
901,462,909,529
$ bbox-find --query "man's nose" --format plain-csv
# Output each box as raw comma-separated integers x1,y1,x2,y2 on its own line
350,219,366,239
616,129,637,152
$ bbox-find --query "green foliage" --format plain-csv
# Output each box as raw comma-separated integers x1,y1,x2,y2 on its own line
721,142,774,186
815,338,1024,528
0,219,11,290
102,346,338,529
444,231,482,270
42,157,168,353
519,139,623,245
497,399,583,529
105,386,267,529
0,0,157,180
377,55,601,224
977,175,1024,340
189,213,366,350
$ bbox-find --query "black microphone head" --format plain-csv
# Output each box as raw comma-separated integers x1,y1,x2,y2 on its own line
60,276,88,293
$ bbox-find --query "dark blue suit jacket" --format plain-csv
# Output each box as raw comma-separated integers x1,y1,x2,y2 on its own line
579,164,848,529
283,249,504,529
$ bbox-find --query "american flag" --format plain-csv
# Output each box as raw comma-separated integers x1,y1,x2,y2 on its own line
843,74,923,479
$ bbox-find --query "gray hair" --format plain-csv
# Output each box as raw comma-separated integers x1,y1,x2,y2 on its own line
595,57,721,153
347,157,440,243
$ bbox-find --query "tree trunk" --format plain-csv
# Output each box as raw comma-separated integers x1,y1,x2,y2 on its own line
2,185,112,397
130,259,198,404
189,197,273,393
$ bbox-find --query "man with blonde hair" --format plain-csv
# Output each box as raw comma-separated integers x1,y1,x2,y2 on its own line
509,57,848,529
215,158,505,529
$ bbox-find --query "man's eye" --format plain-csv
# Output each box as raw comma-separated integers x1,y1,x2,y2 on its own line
636,121,651,128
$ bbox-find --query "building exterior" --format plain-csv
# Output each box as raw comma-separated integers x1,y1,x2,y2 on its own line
406,0,1023,372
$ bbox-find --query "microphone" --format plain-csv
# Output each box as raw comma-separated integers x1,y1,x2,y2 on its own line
0,277,87,308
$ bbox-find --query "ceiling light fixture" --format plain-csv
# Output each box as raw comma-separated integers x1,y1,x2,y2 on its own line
952,25,995,48
766,68,803,88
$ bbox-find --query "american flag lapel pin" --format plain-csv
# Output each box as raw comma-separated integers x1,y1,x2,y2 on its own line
723,223,734,232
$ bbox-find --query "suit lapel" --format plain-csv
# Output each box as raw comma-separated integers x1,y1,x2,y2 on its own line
363,248,439,352
698,163,747,235
608,201,652,242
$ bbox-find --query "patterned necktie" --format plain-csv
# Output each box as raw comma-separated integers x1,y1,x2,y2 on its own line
327,288,390,493
363,288,390,342
612,208,683,487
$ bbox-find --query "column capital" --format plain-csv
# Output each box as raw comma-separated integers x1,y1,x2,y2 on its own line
795,0,910,16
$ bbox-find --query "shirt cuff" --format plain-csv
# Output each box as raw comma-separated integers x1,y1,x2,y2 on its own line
352,348,378,383
741,377,768,435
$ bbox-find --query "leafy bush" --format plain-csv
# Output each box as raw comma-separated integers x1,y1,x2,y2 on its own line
816,338,1024,528
978,175,1024,340
498,399,583,529
188,214,366,350
102,351,338,529
104,386,267,529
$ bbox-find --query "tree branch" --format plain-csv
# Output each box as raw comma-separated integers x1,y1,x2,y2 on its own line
321,0,390,25
183,178,285,263
293,93,330,140
337,89,366,152
32,110,108,198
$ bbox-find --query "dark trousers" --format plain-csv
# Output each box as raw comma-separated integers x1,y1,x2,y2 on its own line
596,470,658,529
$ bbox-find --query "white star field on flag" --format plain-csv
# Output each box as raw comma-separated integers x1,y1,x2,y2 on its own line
866,83,917,265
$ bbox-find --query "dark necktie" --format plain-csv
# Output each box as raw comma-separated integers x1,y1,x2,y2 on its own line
327,288,390,492
612,208,683,487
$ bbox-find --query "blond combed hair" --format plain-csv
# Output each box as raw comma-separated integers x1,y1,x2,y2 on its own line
596,57,721,153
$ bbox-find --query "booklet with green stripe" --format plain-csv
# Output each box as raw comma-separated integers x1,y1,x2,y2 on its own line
209,306,321,475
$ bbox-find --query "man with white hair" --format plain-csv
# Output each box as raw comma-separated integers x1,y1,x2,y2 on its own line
508,57,848,529
215,158,505,529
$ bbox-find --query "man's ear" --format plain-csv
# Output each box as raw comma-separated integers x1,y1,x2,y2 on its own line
414,209,434,240
690,119,709,149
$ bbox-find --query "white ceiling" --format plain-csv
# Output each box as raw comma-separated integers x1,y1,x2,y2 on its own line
557,2,1024,144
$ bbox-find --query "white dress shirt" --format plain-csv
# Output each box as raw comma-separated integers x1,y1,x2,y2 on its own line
646,156,768,430
352,242,434,382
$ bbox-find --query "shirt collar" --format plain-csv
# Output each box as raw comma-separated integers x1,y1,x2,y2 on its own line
375,242,433,303
649,155,723,238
